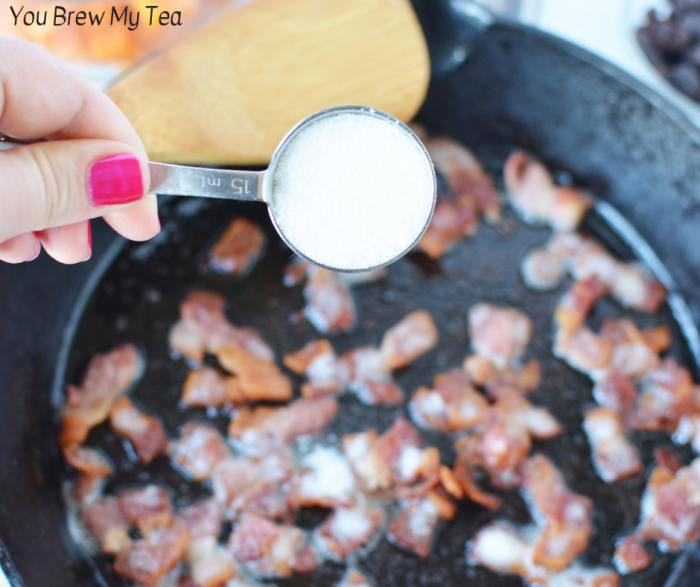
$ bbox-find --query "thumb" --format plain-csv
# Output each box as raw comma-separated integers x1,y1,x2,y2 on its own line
0,138,151,243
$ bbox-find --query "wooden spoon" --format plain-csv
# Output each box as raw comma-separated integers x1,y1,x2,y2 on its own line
106,0,430,165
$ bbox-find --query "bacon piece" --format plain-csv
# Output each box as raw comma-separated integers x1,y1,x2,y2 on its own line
451,454,500,510
673,412,700,454
283,257,310,287
229,397,339,455
315,507,383,560
409,369,489,431
291,543,319,574
109,397,168,465
168,290,273,364
283,340,343,398
60,344,143,447
521,247,567,291
462,354,497,387
215,346,292,402
286,446,356,509
418,196,479,258
226,515,305,579
479,411,531,489
81,496,131,554
642,325,672,354
191,548,237,587
176,498,223,541
339,569,376,587
113,521,190,587
207,217,266,276
520,454,593,571
342,418,440,497
468,522,543,581
387,491,456,558
181,367,245,408
553,326,613,381
303,268,357,334
554,277,609,337
628,358,693,432
379,310,438,371
637,457,700,551
468,304,533,370
339,346,404,405
504,151,591,231
425,136,501,222
119,485,173,536
212,453,294,522
592,369,638,415
613,535,653,574
64,445,113,478
583,408,642,483
654,447,684,474
600,319,660,380
171,422,230,481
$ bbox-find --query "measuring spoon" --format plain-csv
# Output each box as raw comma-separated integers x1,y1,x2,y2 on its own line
0,105,436,273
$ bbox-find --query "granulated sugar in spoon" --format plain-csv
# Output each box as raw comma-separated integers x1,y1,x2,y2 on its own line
1,106,437,272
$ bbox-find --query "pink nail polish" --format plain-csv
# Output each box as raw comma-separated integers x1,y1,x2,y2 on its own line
89,154,143,206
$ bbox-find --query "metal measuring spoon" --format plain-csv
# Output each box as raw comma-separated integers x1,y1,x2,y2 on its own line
1,106,436,272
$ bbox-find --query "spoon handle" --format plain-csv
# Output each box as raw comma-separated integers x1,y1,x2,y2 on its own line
0,140,265,202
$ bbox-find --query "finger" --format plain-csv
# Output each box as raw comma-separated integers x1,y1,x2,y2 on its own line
103,194,161,242
0,232,41,264
0,139,151,242
35,220,91,264
0,38,143,149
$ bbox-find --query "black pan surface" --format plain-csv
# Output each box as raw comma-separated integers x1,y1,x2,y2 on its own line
5,9,700,587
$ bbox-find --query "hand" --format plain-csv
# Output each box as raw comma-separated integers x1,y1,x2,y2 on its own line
0,37,160,264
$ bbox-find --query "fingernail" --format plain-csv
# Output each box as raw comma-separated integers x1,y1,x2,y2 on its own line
86,220,92,261
29,239,41,261
89,154,143,206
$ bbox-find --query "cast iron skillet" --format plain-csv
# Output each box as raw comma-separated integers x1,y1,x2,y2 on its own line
4,1,700,586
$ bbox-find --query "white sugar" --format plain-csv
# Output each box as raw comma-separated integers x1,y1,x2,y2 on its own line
270,112,434,271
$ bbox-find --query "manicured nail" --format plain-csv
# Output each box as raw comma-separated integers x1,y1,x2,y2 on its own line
89,154,143,206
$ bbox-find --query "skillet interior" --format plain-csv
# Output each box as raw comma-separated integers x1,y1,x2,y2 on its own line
4,16,700,587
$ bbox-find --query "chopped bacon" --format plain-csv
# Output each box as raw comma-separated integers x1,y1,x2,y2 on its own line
409,369,489,432
468,304,533,370
118,485,173,536
613,535,653,574
283,340,343,398
215,346,292,402
592,369,638,415
315,507,383,560
451,454,501,510
291,543,319,574
642,325,672,354
171,422,230,481
468,522,541,580
113,520,190,587
521,247,567,291
207,217,266,276
181,367,245,408
60,344,143,447
342,418,440,497
583,407,642,483
600,319,660,380
339,346,404,405
553,326,613,381
176,498,223,541
520,454,593,571
387,491,456,558
81,496,131,554
673,412,700,453
628,358,693,432
637,457,700,551
109,397,168,465
504,151,591,231
379,310,438,371
610,264,667,314
462,354,497,387
64,445,113,478
654,447,684,473
212,453,294,522
168,290,273,364
554,278,609,337
226,515,305,579
425,136,501,223
495,388,564,440
191,548,237,587
228,397,339,455
417,196,479,258
339,569,376,587
303,268,357,334
286,446,356,509
485,359,542,397
283,257,310,287
479,411,532,489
